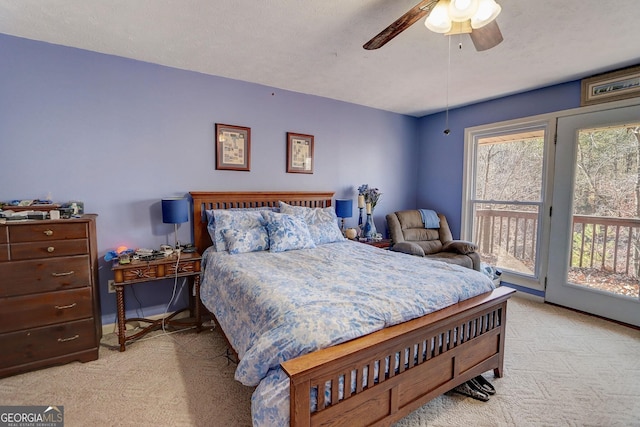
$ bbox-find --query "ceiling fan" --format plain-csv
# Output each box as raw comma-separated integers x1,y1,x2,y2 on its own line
363,0,503,52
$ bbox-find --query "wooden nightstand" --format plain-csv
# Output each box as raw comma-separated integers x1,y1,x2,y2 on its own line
111,251,202,351
360,238,392,249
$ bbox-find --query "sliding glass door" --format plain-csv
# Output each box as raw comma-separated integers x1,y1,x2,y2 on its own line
547,104,640,326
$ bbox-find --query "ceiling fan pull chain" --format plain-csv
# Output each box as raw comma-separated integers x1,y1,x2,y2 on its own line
444,35,451,135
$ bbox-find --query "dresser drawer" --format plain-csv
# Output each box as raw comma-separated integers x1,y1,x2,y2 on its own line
0,318,97,368
9,222,88,243
0,255,91,297
0,226,7,244
0,287,94,333
0,244,8,262
10,239,89,260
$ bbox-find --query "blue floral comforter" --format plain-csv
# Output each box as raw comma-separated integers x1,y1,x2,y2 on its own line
200,240,494,426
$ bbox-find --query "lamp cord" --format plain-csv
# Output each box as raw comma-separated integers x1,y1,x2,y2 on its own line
162,249,185,333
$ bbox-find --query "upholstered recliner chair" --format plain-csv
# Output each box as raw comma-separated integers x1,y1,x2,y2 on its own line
386,210,481,271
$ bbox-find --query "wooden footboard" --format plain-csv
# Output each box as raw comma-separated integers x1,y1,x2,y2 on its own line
282,286,515,427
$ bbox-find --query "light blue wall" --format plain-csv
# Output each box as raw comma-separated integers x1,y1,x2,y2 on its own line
417,82,582,238
0,32,598,321
0,34,419,325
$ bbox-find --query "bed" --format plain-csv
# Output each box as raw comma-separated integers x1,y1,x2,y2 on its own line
190,191,515,427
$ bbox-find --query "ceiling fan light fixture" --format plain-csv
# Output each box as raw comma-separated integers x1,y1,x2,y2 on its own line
364,0,504,51
471,0,501,29
425,0,452,33
445,20,472,35
448,0,479,22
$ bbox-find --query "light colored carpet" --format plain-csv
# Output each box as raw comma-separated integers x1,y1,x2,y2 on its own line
0,294,638,426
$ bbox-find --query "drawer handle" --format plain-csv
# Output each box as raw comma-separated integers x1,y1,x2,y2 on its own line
47,246,55,253
55,303,77,310
58,334,79,343
44,229,54,236
52,271,75,277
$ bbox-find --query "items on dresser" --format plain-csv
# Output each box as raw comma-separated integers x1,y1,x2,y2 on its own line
1,199,84,220
0,215,101,377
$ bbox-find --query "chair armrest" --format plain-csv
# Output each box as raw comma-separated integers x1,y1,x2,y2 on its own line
442,240,478,255
391,242,425,257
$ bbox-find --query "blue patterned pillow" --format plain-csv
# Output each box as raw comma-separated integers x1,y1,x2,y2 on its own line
279,201,344,245
212,210,266,252
262,211,316,253
205,209,217,248
206,207,278,252
308,220,345,245
222,227,269,254
278,201,336,223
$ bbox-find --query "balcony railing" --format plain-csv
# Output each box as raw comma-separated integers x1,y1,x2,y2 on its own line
474,209,640,279
571,215,640,277
475,209,538,273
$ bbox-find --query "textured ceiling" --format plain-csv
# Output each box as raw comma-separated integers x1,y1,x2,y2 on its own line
1,0,639,117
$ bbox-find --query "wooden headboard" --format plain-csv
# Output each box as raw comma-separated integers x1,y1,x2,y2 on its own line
189,191,335,254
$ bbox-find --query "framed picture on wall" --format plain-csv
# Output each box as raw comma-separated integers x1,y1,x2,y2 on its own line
286,132,314,174
215,123,251,171
581,65,640,106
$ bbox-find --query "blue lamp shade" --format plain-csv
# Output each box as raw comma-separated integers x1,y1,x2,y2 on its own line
335,199,353,219
162,198,189,224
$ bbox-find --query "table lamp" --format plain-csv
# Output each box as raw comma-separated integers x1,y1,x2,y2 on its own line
335,199,353,234
162,197,189,249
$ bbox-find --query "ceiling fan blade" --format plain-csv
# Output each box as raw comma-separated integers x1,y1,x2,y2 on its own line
363,0,439,50
469,20,503,51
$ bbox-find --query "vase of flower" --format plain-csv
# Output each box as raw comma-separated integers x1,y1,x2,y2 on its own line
358,184,382,239
363,202,377,240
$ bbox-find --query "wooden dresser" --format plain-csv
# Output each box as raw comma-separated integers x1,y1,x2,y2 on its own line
0,215,101,377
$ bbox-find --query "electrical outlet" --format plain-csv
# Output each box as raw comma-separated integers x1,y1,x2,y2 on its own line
108,280,116,293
